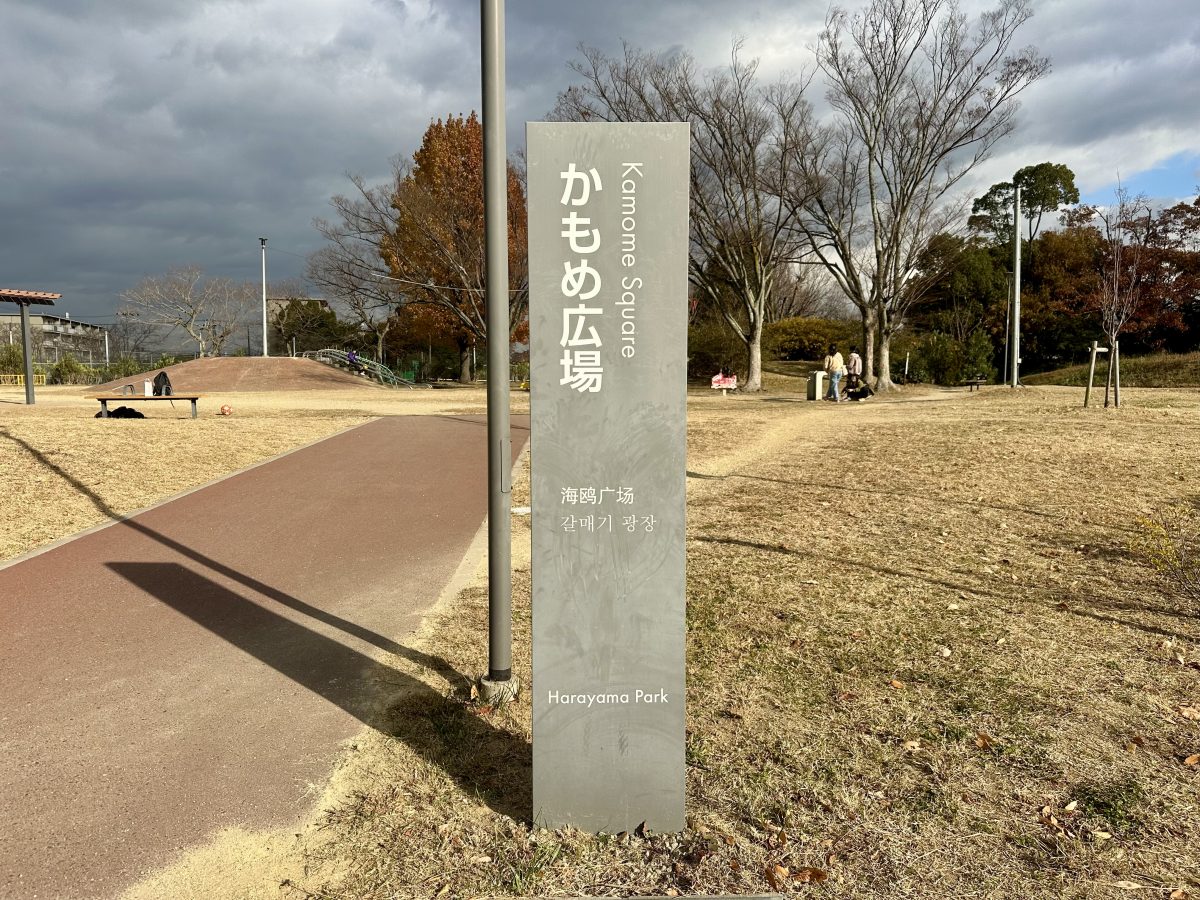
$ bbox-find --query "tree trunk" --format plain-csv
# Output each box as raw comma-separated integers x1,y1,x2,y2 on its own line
874,301,895,391
876,334,895,391
863,314,877,386
742,319,763,392
458,342,472,384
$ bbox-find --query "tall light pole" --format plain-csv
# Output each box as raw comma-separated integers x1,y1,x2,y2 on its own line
260,237,269,357
480,0,515,699
1010,184,1021,388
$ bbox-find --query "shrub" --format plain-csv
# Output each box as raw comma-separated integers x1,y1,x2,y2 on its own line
48,354,90,385
0,344,23,374
1133,503,1200,612
101,357,144,380
917,332,963,385
910,330,997,385
964,330,997,382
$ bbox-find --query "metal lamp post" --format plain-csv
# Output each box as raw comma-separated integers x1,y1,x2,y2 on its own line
480,0,515,699
1010,184,1021,388
260,237,269,357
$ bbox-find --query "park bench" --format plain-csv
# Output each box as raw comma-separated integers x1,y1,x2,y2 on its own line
88,393,204,419
963,374,986,392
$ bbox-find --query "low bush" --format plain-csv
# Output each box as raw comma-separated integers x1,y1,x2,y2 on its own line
48,354,90,385
908,330,997,385
1134,502,1200,612
0,344,23,375
101,357,145,381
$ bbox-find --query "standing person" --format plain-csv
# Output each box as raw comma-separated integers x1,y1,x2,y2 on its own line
823,343,845,402
847,346,863,390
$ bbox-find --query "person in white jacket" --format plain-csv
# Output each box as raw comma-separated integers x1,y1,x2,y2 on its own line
847,346,863,389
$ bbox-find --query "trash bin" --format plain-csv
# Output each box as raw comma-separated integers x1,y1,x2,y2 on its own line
807,371,826,401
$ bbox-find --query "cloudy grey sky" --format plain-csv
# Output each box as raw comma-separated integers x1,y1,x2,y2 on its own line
3,0,1198,323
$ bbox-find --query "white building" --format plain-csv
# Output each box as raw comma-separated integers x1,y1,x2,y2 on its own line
0,312,108,364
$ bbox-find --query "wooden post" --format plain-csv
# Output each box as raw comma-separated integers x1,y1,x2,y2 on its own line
1104,340,1114,408
1086,342,1109,409
1113,340,1121,408
19,301,35,405
1084,341,1098,408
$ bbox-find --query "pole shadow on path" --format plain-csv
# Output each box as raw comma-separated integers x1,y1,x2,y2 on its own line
1,426,532,822
107,562,531,822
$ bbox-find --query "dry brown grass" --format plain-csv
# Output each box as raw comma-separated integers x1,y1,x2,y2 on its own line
271,384,1200,900
6,380,1200,899
0,384,525,563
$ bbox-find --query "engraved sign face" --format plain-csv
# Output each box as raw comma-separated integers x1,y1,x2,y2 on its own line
527,122,690,833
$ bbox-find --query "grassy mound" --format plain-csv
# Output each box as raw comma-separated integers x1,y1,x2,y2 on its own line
1024,351,1200,388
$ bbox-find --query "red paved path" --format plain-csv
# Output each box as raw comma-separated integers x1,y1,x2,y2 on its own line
0,415,528,899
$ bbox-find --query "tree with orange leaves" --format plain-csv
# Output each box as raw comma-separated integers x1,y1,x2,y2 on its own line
310,113,528,383
384,112,528,382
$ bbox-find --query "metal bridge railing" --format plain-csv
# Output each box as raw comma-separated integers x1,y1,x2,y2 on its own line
298,349,429,389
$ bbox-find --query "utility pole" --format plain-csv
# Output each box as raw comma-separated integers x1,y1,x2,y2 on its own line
1001,275,1010,385
260,237,269,357
1010,183,1021,388
480,0,515,701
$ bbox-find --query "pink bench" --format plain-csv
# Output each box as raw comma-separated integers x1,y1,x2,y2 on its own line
711,374,737,396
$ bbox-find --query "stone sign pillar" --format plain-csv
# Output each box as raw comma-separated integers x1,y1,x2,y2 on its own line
527,121,690,833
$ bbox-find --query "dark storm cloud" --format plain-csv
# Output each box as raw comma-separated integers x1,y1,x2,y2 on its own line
1,0,1197,321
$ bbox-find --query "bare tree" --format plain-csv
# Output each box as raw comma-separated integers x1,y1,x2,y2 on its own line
765,262,827,323
108,309,158,356
309,173,408,361
1095,185,1152,407
120,266,255,357
555,44,816,391
782,0,1049,389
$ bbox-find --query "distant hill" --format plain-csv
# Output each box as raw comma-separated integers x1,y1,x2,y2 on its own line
1023,351,1200,388
92,356,389,393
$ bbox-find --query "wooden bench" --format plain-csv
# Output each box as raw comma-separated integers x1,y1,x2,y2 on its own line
963,376,986,392
88,394,204,418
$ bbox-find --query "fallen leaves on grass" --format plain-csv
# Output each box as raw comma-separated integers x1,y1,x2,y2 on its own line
1184,754,1200,767
765,863,790,891
765,862,829,890
793,867,829,884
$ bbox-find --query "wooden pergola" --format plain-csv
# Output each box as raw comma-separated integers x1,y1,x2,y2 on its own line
0,289,61,405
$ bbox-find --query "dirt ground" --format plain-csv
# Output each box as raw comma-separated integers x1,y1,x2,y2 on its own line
3,376,1199,899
